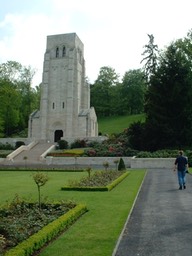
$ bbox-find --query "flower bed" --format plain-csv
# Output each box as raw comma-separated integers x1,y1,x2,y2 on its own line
61,171,130,191
0,197,87,256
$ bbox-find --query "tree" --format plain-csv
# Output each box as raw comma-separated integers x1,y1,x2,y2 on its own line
0,82,21,136
33,172,49,210
0,61,22,82
94,66,119,86
141,34,159,82
0,61,39,137
121,69,146,114
91,66,120,116
128,121,145,150
144,35,192,150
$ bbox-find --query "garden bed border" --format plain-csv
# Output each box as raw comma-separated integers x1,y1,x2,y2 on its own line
61,171,130,191
5,204,87,256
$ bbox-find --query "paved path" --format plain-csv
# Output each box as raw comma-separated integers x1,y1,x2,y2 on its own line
113,169,192,256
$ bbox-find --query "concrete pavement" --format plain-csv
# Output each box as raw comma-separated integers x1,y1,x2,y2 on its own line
113,169,192,256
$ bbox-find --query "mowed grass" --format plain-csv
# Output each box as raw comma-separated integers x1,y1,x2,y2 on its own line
0,170,146,256
98,114,146,135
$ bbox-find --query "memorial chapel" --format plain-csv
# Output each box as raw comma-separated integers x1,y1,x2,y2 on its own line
28,33,98,143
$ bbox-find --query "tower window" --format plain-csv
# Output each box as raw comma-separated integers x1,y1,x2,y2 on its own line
62,102,65,108
53,102,55,109
62,46,66,57
56,47,59,58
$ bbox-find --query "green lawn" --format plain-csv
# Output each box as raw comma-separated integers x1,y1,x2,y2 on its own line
98,114,145,135
0,170,146,256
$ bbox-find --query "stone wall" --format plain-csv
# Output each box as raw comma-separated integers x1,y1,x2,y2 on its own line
45,156,132,169
130,157,175,169
45,157,175,169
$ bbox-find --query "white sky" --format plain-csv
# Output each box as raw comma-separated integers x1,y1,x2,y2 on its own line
0,0,192,86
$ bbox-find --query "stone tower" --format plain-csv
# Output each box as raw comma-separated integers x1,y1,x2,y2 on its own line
28,33,98,142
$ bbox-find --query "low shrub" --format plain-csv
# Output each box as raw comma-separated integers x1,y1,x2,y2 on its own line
15,141,25,149
71,139,87,149
136,150,179,158
57,140,68,149
47,149,84,157
118,158,126,171
0,143,14,150
0,150,13,158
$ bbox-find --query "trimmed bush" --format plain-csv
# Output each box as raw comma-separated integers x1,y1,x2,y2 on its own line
57,140,68,149
70,139,87,149
15,141,25,149
4,204,87,256
118,158,126,171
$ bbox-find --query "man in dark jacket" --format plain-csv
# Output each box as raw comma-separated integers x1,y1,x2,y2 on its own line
174,150,188,190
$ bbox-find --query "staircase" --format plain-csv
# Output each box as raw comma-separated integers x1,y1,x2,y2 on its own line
2,141,55,167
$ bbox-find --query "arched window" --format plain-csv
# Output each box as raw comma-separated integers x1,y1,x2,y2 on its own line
56,47,59,58
62,102,65,109
53,102,55,109
62,46,66,57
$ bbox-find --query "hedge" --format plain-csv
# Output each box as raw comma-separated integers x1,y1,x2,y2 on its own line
61,171,130,191
5,204,87,256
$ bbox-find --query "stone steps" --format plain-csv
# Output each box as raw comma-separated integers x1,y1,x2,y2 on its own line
3,141,55,165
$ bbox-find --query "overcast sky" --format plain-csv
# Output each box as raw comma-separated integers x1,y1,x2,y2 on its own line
0,0,192,86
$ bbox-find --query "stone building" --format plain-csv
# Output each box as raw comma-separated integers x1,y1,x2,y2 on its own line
28,33,98,143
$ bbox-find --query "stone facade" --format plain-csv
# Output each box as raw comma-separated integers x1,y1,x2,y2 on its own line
28,33,98,143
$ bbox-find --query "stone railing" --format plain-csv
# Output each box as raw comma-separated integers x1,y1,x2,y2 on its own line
40,145,56,160
6,141,39,160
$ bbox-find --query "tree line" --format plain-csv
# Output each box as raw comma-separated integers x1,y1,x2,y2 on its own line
0,61,40,137
128,30,192,151
1,29,192,153
90,67,146,116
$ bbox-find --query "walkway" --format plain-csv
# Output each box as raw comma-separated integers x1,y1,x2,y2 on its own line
113,169,192,256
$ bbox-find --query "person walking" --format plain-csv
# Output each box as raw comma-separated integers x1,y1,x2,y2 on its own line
174,150,188,190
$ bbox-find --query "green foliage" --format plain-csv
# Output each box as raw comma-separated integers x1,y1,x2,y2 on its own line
91,66,146,117
33,173,48,209
0,61,40,137
62,170,128,191
0,82,21,136
15,141,25,149
47,148,84,157
0,150,13,158
84,166,92,179
70,139,87,149
103,161,109,171
118,158,126,171
121,69,147,114
141,34,159,81
0,195,75,253
57,140,68,149
127,121,145,150
0,234,6,255
91,66,120,117
0,170,146,256
0,142,13,150
3,201,87,256
142,32,192,150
